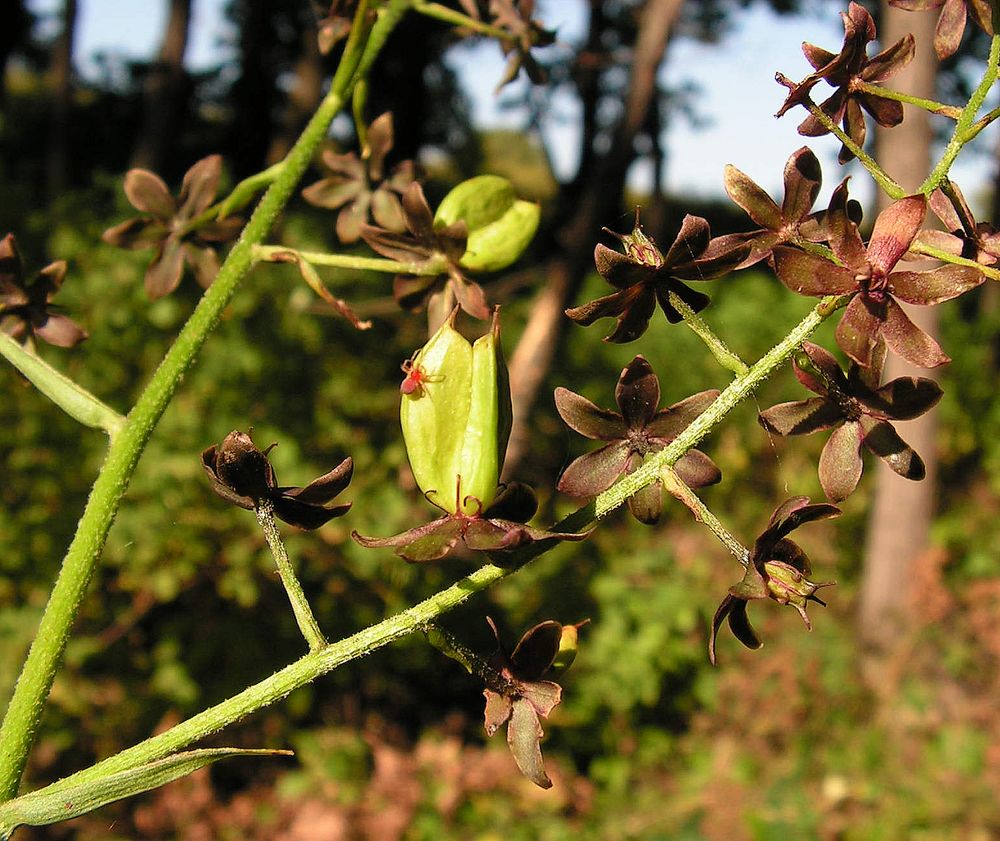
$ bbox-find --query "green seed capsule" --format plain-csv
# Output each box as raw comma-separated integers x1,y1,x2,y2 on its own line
400,308,511,515
434,175,540,274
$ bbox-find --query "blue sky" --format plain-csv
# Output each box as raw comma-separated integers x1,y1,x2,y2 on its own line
29,0,996,213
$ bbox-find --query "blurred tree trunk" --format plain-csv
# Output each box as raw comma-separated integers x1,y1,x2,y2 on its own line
858,4,939,653
130,0,192,171
266,23,323,164
504,0,684,477
46,0,77,199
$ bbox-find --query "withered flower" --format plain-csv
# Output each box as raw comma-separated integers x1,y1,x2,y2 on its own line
773,186,984,367
490,0,557,91
776,2,914,163
352,481,586,562
483,617,585,789
103,155,243,299
301,112,416,243
361,181,490,319
202,430,353,529
889,0,994,60
759,341,942,502
916,181,1000,267
0,233,87,347
566,209,748,343
555,355,721,524
710,497,839,664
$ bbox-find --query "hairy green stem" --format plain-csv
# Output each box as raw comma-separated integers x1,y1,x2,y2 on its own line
0,333,125,438
0,0,409,802
252,244,435,276
412,0,510,39
854,81,962,120
669,291,748,376
921,33,1000,193
802,102,903,199
256,503,327,651
24,294,841,802
661,467,749,566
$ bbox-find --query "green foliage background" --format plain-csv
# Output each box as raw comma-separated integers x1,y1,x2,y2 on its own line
3,5,1000,837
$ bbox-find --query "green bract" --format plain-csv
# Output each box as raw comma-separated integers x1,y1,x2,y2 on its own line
434,175,540,273
400,308,511,515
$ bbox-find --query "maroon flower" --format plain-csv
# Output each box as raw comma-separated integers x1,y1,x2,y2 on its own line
0,233,87,348
482,617,584,789
102,155,243,299
361,182,490,320
565,210,748,343
710,497,839,664
202,430,353,530
301,112,416,243
889,0,994,60
759,341,942,502
915,181,1000,267
776,2,914,163
773,186,984,367
555,355,720,524
352,481,586,562
489,0,557,91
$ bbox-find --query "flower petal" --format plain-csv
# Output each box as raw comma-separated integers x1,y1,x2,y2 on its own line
773,246,857,296
673,449,722,488
759,398,844,436
484,689,513,736
781,146,823,223
556,441,630,497
881,297,950,368
123,169,175,218
889,264,984,305
352,517,465,562
724,164,782,230
32,312,88,347
554,387,628,440
282,457,354,504
860,415,925,480
626,479,662,525
615,355,660,429
178,155,222,219
867,195,926,276
510,621,562,680
507,697,552,788
594,244,652,288
835,294,882,368
144,240,186,299
863,376,942,420
818,421,864,502
646,389,720,439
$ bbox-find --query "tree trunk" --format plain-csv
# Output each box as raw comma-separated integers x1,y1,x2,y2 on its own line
858,4,939,652
504,0,684,477
130,0,192,171
46,0,77,199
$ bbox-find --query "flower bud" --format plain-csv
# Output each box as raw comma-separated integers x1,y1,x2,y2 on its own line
434,175,540,273
400,308,512,515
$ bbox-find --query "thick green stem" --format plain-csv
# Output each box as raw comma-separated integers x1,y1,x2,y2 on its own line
255,502,327,652
26,295,842,801
0,0,409,802
0,333,125,438
668,291,748,376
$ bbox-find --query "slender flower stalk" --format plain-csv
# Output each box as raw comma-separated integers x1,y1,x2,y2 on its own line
256,502,327,652
668,291,748,376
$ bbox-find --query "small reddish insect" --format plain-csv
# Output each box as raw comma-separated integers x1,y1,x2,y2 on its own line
400,355,443,398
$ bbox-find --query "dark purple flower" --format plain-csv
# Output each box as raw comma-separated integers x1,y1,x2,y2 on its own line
710,497,839,664
0,233,87,348
565,210,749,343
102,155,243,299
915,181,1000,268
352,481,587,562
773,187,984,367
361,182,490,320
301,112,416,244
555,355,720,524
759,341,942,502
202,430,353,530
776,2,914,163
489,0,557,91
889,0,994,60
482,617,585,789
